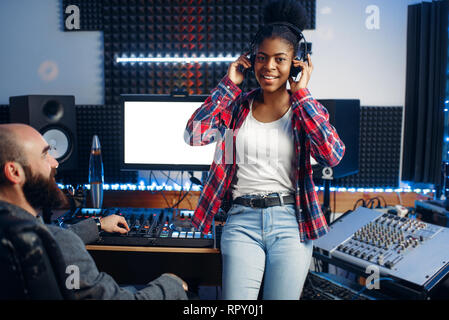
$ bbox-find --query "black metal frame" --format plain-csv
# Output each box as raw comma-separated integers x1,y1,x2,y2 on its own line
312,250,428,300
120,94,211,171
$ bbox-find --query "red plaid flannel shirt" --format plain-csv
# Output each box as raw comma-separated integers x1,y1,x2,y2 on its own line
184,75,345,242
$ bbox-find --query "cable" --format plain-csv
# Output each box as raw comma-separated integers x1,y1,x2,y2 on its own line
353,198,366,211
351,277,395,300
366,198,375,209
175,171,184,209
170,171,204,209
305,274,322,297
160,170,181,185
366,197,381,209
171,181,193,209
149,171,171,208
377,195,388,207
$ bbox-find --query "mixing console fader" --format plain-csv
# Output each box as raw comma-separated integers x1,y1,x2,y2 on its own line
314,207,449,291
56,207,215,248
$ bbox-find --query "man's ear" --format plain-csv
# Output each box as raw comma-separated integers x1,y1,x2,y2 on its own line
3,162,25,185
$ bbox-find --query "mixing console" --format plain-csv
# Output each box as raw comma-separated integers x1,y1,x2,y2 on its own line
56,207,215,248
334,213,441,270
314,207,449,290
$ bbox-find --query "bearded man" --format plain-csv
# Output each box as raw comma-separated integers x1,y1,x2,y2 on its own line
0,123,188,299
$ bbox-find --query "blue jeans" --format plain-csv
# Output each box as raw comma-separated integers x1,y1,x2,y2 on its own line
220,203,313,300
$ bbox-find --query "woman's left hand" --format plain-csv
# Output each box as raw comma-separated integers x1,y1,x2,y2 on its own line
289,54,313,93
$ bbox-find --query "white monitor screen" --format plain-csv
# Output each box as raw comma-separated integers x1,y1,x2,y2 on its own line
121,95,215,170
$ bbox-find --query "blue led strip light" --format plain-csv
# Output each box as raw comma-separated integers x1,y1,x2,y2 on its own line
116,55,240,64
57,183,434,194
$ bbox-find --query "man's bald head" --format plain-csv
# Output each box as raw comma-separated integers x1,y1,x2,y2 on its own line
0,123,65,210
0,124,31,184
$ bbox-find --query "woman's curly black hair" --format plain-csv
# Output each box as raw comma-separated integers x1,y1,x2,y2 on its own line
252,0,308,54
264,0,308,30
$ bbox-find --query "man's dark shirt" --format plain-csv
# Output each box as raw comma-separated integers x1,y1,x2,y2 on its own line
0,200,187,300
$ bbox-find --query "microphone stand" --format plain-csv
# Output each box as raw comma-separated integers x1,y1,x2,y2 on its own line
321,167,334,225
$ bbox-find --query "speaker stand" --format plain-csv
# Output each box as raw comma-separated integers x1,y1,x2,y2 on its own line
320,178,332,274
320,167,333,225
322,179,332,225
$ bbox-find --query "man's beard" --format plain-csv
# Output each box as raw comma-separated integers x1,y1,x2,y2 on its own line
21,166,68,210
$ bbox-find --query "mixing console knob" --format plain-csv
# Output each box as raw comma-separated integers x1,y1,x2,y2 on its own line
377,255,384,266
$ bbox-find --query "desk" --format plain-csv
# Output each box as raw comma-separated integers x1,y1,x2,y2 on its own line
73,189,428,291
86,245,222,287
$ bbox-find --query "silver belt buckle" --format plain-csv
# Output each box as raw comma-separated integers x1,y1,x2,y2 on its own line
249,198,257,208
250,194,267,208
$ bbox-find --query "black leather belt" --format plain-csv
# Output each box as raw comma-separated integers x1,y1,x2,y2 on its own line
233,194,295,208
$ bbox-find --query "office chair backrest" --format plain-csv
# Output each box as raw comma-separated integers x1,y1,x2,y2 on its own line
0,213,75,300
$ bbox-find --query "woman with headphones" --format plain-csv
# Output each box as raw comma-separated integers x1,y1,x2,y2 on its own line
184,0,345,300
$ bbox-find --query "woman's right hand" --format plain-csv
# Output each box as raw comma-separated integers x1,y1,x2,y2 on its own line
227,52,251,85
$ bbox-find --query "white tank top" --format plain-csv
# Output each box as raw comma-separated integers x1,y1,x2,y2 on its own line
232,99,295,199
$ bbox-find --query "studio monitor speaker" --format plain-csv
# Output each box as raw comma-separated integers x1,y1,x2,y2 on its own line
9,95,78,171
313,99,360,180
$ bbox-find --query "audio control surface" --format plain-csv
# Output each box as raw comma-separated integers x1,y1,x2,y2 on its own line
335,213,441,270
56,207,215,248
314,207,449,290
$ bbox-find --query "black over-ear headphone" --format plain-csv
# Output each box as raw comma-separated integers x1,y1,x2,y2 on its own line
248,21,309,78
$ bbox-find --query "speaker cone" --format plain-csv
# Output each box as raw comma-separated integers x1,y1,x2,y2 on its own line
42,127,72,162
42,100,64,122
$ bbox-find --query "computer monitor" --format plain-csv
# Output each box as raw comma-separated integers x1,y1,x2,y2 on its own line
121,94,215,171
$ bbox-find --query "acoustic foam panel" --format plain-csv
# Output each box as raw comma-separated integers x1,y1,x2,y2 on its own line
0,104,402,187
